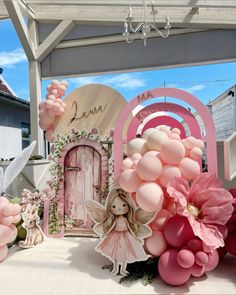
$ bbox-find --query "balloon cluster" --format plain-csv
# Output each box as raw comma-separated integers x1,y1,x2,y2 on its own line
158,215,219,285
119,126,204,212
38,80,68,142
0,197,21,262
223,189,236,256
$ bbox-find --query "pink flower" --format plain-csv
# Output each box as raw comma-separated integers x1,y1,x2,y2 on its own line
167,173,234,250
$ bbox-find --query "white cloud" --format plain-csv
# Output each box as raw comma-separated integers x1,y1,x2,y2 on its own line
71,73,146,90
0,48,27,68
182,84,206,93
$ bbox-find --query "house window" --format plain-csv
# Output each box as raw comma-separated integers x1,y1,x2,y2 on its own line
21,122,30,149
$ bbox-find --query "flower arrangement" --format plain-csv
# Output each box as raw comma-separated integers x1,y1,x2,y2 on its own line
119,126,234,286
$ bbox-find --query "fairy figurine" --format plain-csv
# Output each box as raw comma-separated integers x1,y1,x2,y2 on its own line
86,188,155,276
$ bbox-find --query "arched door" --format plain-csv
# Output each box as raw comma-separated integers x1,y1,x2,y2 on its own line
64,145,101,235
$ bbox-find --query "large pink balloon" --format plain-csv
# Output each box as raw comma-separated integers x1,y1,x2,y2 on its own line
127,138,148,156
146,130,169,151
121,157,133,171
164,215,195,248
145,231,167,256
204,249,219,272
119,169,143,193
136,155,162,181
159,165,181,187
160,139,185,165
158,249,191,286
0,224,12,246
177,249,195,269
150,209,172,231
136,182,164,212
179,157,200,181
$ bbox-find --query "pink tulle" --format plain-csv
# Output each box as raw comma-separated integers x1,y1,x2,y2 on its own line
167,173,234,249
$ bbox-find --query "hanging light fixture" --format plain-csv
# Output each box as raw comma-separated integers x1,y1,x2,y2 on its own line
123,0,171,46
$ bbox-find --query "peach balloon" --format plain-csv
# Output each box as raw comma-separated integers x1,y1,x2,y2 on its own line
195,139,204,149
142,128,156,140
145,231,167,256
136,182,164,212
146,130,169,151
127,138,148,156
179,157,200,181
131,153,142,161
61,80,69,87
38,101,45,110
144,151,160,158
150,209,172,231
160,139,185,165
1,216,13,226
189,147,202,160
39,120,50,131
177,249,195,269
171,128,181,135
121,157,133,171
45,129,54,142
158,125,171,136
119,169,143,193
51,80,60,88
159,165,181,187
169,133,181,140
136,155,162,181
0,224,12,246
0,245,8,262
47,94,56,101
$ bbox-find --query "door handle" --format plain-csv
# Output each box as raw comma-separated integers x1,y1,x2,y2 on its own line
65,166,81,171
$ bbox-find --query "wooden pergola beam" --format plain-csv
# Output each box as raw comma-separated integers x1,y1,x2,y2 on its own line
36,19,75,62
4,0,36,60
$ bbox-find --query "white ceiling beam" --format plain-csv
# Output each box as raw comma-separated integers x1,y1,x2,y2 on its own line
36,19,75,62
26,0,236,9
18,0,35,19
56,28,206,48
0,3,8,18
33,6,236,29
4,0,36,60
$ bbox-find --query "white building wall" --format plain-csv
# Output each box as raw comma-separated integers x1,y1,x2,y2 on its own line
0,126,22,159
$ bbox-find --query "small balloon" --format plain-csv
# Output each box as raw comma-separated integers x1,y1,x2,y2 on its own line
45,129,54,142
119,169,143,193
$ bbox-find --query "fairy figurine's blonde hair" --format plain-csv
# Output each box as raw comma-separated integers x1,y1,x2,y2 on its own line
103,188,139,236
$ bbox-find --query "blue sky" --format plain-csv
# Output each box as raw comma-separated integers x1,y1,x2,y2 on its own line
1,18,236,108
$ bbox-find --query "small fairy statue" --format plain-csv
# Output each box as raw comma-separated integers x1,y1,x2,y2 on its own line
86,188,155,276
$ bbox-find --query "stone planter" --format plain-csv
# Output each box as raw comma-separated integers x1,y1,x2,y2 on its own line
0,159,51,197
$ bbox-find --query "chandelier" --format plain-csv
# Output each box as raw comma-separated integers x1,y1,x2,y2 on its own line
123,0,171,46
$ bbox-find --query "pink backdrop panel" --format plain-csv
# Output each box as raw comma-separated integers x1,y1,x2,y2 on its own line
141,115,186,138
127,102,201,142
114,88,217,180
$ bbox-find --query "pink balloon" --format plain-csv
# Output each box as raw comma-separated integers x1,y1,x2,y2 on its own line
0,245,8,262
38,101,45,111
145,231,167,256
204,250,219,272
45,99,54,109
45,129,54,142
195,251,209,266
51,89,58,96
146,130,169,151
0,224,12,246
144,151,160,158
121,157,133,171
160,139,185,165
169,133,181,140
136,155,162,181
119,169,143,193
150,209,172,231
164,215,195,248
177,249,195,269
46,85,52,92
159,165,181,187
191,264,205,277
12,214,21,224
195,139,204,149
1,216,13,226
136,182,164,212
39,120,50,131
179,157,200,181
131,153,142,161
142,128,156,140
127,138,148,156
47,109,56,117
62,102,67,109
61,80,68,87
187,239,203,253
225,233,236,256
6,224,17,244
171,128,181,135
158,249,191,286
59,84,66,92
189,147,202,160
51,80,60,88
47,94,56,101
158,125,171,136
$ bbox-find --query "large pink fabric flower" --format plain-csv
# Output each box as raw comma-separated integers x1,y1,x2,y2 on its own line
167,173,234,249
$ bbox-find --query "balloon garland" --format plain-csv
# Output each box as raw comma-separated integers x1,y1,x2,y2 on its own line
38,80,68,142
119,126,234,286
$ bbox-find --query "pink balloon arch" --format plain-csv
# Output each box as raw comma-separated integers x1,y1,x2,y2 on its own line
114,88,217,180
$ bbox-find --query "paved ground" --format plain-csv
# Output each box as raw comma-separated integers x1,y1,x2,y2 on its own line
0,237,235,295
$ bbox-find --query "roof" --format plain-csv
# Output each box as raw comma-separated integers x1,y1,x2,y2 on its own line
0,75,17,96
1,0,236,29
208,85,235,106
0,90,30,109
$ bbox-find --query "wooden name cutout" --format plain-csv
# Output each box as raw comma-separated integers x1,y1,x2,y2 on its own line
69,101,108,125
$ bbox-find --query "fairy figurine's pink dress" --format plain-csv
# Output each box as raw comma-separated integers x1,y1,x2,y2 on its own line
96,215,148,263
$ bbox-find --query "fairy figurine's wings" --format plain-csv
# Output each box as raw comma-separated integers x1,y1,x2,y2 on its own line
3,141,36,192
135,208,156,239
85,200,106,237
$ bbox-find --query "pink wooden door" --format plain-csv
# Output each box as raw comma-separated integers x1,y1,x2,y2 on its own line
64,145,101,232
